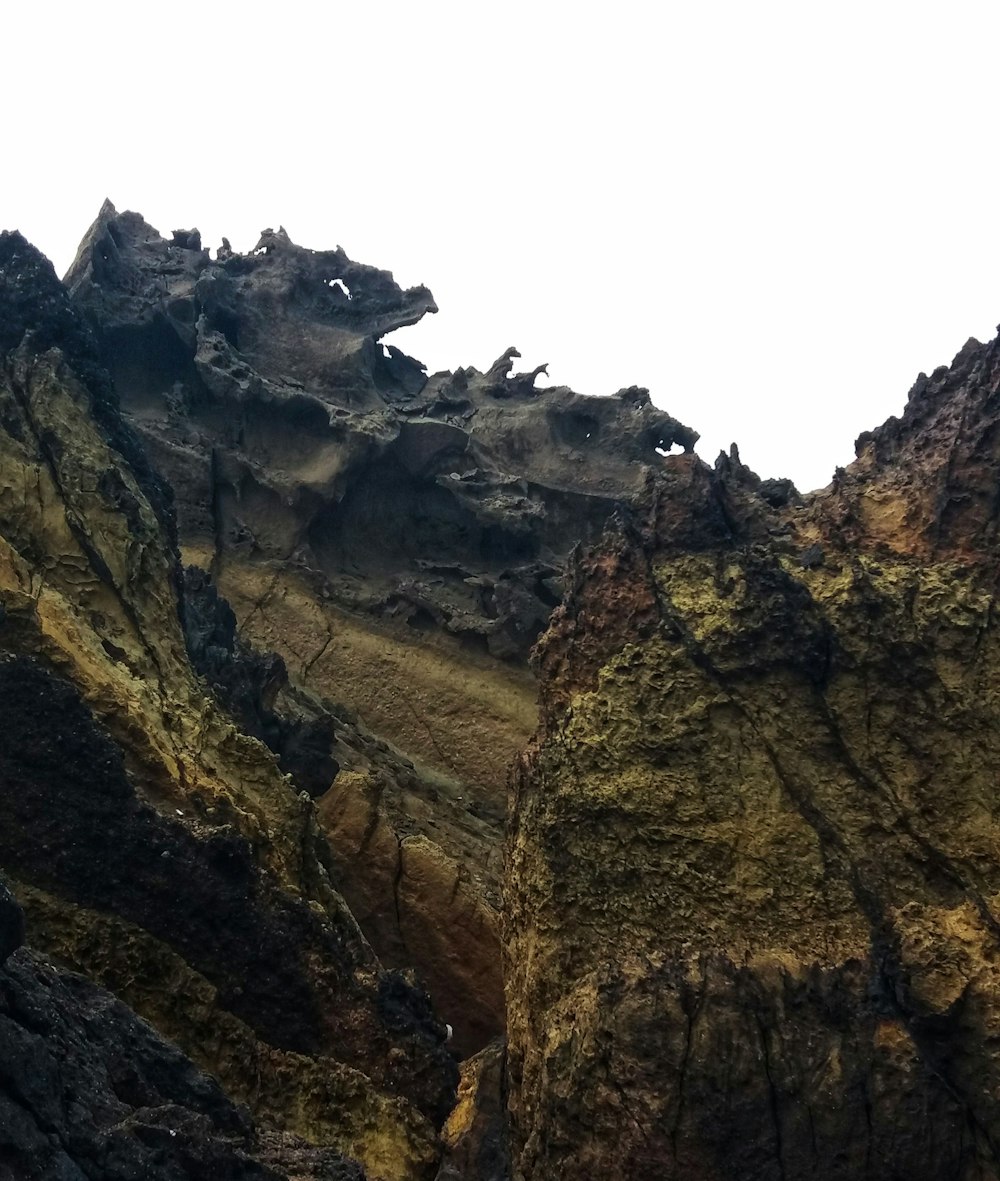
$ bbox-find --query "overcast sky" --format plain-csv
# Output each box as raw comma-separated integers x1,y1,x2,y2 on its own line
6,1,1000,491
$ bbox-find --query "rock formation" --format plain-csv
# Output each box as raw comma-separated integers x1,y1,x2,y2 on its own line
64,201,696,1059
0,228,455,1180
506,335,1000,1177
6,200,1000,1181
0,878,364,1180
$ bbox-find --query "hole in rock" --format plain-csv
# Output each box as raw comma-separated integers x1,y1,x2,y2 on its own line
327,278,352,299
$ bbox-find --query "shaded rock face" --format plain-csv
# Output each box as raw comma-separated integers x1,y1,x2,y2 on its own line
505,333,1000,1178
0,880,23,968
435,1040,510,1181
65,203,695,666
0,876,365,1181
181,563,339,797
0,230,455,1181
64,202,697,1058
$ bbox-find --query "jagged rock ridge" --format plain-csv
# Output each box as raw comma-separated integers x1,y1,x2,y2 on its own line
0,228,456,1181
64,202,699,1061
505,329,1000,1178
7,201,1000,1181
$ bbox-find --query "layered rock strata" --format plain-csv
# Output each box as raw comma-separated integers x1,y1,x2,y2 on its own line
0,230,456,1181
505,334,1000,1178
65,202,697,1055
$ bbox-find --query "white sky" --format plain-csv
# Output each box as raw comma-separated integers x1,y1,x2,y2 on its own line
5,1,1000,492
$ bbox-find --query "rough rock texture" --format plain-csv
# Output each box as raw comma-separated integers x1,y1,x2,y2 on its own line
435,1040,510,1181
0,229,455,1181
505,333,1000,1178
20,199,1000,1180
65,202,696,1056
0,878,365,1181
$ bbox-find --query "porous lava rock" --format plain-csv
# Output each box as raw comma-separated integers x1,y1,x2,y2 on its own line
65,202,697,1058
505,332,1000,1178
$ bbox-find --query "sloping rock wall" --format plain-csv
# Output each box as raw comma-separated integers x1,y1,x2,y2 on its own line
65,203,697,1057
0,230,455,1181
504,335,1000,1178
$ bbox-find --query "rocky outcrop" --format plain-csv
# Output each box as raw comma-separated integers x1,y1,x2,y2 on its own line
505,333,1000,1178
0,229,456,1180
64,202,696,1056
435,1040,510,1181
0,878,365,1180
20,197,1000,1180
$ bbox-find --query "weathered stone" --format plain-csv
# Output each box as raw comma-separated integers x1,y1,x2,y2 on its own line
505,331,1000,1178
0,229,454,1180
435,1040,510,1181
64,203,697,1060
0,927,366,1181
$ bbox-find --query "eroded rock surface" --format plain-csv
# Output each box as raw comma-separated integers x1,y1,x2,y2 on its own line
505,333,1000,1178
0,877,366,1181
65,202,696,1056
14,199,999,1180
0,229,455,1181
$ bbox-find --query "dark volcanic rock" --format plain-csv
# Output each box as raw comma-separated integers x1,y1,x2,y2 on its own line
65,202,697,662
182,564,339,797
0,933,365,1180
0,229,177,545
0,230,455,1178
0,880,23,967
0,654,454,1124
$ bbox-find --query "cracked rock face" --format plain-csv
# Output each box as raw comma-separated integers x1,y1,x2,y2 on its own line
505,333,1000,1178
65,202,698,1058
0,229,455,1181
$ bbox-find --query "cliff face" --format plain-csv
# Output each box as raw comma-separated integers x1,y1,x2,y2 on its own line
7,201,1000,1181
64,202,695,1058
505,335,1000,1178
0,230,456,1181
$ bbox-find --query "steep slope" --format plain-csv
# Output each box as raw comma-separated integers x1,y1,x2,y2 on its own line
65,202,697,1056
505,335,1000,1177
0,878,364,1181
0,230,456,1181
